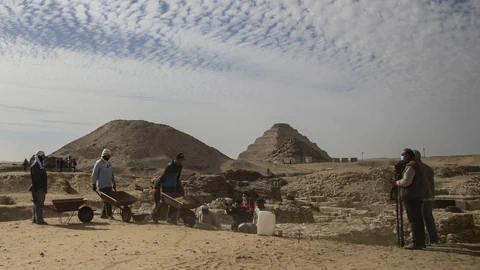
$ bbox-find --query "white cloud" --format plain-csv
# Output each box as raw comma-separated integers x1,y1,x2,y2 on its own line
0,0,479,160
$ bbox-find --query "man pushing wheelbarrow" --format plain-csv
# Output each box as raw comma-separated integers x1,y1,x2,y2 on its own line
91,149,116,220
151,153,185,224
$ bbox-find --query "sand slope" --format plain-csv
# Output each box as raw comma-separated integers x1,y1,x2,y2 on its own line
1,219,479,270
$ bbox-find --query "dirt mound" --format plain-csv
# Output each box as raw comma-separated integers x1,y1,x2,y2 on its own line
221,169,263,181
283,168,393,204
452,176,480,195
238,123,330,163
51,120,231,174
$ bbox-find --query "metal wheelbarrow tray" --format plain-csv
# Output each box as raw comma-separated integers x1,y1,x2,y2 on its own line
160,193,202,227
44,198,94,224
96,191,140,223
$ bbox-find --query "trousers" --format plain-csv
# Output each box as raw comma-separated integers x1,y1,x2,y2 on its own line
100,187,114,217
423,201,439,243
404,198,426,247
32,190,46,223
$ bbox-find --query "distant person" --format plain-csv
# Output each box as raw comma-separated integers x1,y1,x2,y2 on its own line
152,153,185,224
196,204,221,230
414,150,438,245
56,158,60,172
392,148,427,250
30,150,48,225
241,192,255,222
225,199,249,232
23,158,29,172
59,157,64,172
72,158,77,173
91,149,116,219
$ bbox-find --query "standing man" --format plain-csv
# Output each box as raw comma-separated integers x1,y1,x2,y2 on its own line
91,149,116,219
30,150,48,225
392,148,427,250
23,158,29,172
152,153,185,224
414,150,438,245
72,158,77,173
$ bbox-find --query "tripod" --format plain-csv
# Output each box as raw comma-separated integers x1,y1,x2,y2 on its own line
395,185,405,247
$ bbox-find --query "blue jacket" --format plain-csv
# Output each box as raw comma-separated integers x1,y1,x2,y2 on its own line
154,161,183,189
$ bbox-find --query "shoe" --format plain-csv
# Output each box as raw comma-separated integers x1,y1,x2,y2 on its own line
167,219,177,225
108,216,114,220
100,215,108,219
404,244,425,250
36,221,49,225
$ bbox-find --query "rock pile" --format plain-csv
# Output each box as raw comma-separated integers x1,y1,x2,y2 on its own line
0,195,15,205
283,168,393,204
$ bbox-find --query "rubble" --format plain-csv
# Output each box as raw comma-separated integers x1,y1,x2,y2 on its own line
283,168,393,204
0,196,15,205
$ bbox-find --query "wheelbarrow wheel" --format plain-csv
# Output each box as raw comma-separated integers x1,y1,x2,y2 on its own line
181,209,196,228
78,206,94,223
121,207,132,223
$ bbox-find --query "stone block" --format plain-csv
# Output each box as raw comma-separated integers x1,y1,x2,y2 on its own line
466,200,480,211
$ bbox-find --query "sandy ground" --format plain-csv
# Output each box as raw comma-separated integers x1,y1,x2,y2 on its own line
1,218,479,270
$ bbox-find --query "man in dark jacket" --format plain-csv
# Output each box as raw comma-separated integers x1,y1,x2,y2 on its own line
23,158,29,172
225,199,249,232
30,150,48,225
414,150,438,244
392,148,427,249
152,153,185,224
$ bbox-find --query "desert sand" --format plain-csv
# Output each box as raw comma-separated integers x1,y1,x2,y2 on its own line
1,121,480,269
1,218,479,270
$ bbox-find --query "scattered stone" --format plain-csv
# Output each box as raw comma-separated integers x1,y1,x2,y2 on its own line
0,195,15,205
445,206,463,213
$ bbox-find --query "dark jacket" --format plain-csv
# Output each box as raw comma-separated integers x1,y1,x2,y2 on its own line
30,162,47,192
226,205,249,224
402,161,427,200
153,160,183,192
423,163,435,199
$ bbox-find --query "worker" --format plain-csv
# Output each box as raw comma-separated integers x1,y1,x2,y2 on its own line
242,191,255,222
30,150,48,225
91,149,116,220
152,153,185,224
225,199,249,232
196,204,221,230
23,158,29,172
238,198,270,234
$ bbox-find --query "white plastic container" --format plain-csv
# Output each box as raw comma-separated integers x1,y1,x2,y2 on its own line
257,211,276,236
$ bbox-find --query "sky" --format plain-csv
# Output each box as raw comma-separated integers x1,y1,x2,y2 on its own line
0,0,479,162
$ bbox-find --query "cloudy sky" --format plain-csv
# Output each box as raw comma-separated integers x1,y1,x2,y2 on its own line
0,0,479,161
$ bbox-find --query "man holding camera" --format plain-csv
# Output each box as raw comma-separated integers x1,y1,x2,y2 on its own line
392,148,427,250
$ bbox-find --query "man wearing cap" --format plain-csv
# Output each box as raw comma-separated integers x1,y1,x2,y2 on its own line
91,149,116,219
30,150,48,225
152,153,185,224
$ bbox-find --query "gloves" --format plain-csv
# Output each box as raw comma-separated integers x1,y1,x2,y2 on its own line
151,188,157,194
92,184,97,191
113,183,116,191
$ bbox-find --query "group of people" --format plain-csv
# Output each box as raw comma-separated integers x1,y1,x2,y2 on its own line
392,148,438,250
56,156,77,172
22,155,77,173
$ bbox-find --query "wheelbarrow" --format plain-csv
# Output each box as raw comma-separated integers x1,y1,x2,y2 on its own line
160,193,202,227
95,190,145,223
43,198,94,224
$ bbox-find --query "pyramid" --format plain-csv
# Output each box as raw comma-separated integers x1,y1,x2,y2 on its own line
238,123,330,163
51,120,231,173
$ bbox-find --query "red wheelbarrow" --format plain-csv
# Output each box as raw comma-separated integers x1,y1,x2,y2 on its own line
44,198,94,224
95,191,146,223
